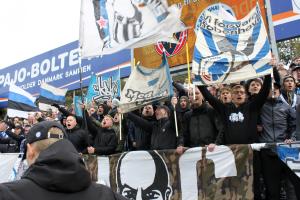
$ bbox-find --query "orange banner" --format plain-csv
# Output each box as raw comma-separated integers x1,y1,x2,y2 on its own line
134,0,267,68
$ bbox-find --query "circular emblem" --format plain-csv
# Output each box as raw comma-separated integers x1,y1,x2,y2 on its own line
155,23,188,57
35,131,41,138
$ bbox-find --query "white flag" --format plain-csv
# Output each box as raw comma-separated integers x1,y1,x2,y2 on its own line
120,54,173,113
79,0,185,58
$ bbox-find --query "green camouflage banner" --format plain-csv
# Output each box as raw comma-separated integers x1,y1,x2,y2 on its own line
83,144,254,200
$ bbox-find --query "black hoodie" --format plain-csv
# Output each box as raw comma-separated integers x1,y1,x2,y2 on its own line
0,140,127,200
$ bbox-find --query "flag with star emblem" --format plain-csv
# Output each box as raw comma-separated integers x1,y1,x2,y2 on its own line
79,0,185,58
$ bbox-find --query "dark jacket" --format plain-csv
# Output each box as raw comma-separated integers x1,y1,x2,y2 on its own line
199,75,271,145
259,98,296,142
66,125,89,153
179,103,222,147
127,115,155,150
86,114,117,155
127,113,177,150
0,140,126,200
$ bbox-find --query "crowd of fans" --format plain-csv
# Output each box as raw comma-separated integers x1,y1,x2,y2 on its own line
1,56,300,199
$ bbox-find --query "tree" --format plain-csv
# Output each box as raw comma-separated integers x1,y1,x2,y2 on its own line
277,37,300,64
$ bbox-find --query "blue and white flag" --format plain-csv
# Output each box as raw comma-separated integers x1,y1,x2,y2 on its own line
120,54,173,113
192,4,272,85
86,71,120,104
7,84,37,118
79,0,185,57
74,95,83,117
38,82,68,111
277,143,300,178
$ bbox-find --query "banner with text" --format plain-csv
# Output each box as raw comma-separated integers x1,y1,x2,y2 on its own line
2,145,254,200
0,41,131,95
133,0,267,69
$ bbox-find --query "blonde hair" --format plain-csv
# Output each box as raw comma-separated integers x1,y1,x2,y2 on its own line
31,127,63,153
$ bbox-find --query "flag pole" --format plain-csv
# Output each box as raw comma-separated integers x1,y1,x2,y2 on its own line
173,104,179,137
78,49,88,130
264,0,279,60
118,64,122,141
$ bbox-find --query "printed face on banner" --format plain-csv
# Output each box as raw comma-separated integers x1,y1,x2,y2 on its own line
116,151,172,200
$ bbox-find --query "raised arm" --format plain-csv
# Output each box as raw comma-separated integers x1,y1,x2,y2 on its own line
249,74,271,110
198,85,225,114
126,112,153,132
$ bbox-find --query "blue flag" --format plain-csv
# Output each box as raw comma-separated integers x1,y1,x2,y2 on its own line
86,71,120,104
74,96,83,117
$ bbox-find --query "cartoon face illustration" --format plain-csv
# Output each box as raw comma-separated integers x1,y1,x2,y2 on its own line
116,151,172,200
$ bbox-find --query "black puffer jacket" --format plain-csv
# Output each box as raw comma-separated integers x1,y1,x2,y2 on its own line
127,113,177,150
86,114,117,155
178,103,222,147
66,125,89,153
0,140,127,200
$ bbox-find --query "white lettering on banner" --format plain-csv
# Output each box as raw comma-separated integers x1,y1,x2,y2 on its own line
97,157,111,187
95,147,238,199
205,146,237,178
69,49,79,66
40,59,51,75
57,52,68,69
179,147,202,200
37,73,64,85
179,146,237,199
64,65,91,78
0,49,82,88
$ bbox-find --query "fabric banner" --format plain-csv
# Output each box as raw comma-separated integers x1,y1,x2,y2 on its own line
7,84,37,118
277,143,300,177
0,145,262,199
133,0,267,69
74,96,83,117
0,154,20,183
192,4,271,85
84,145,254,200
119,54,173,113
86,71,121,104
38,82,68,111
79,0,185,57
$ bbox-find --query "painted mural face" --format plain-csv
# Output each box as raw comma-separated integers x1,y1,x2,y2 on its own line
116,151,172,200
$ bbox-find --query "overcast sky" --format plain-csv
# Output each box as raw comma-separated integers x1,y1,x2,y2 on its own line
0,0,81,69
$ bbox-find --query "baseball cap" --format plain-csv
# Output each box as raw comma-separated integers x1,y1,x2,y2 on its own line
26,121,66,144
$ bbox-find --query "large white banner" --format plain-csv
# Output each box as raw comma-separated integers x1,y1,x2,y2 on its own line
192,4,272,85
120,55,173,113
79,0,185,57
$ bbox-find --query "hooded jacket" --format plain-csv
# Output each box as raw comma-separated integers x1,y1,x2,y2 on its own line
259,98,296,143
0,140,126,200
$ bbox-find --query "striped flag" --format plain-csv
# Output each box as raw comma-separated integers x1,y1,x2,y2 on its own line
0,86,9,108
7,84,37,118
192,4,272,85
38,82,68,111
119,54,173,113
79,0,185,57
